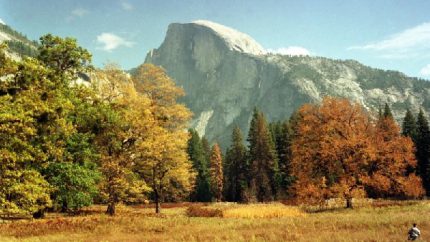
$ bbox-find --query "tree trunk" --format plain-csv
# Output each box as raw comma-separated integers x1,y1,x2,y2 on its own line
106,202,116,216
61,201,68,213
346,198,353,209
33,209,45,219
154,189,161,214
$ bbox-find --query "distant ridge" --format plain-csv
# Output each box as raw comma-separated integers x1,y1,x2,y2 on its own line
142,20,430,147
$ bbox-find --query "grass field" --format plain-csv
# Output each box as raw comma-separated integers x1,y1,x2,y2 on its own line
0,200,429,242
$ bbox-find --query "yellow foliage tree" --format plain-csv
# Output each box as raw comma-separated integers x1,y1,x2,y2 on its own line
93,65,151,215
131,64,195,213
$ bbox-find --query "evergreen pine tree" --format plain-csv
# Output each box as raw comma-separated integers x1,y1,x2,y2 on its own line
278,121,293,195
187,129,212,201
202,137,211,166
402,109,417,139
416,109,430,195
376,103,396,136
288,110,303,140
383,103,393,119
247,108,279,202
269,121,293,197
210,143,224,202
224,126,248,202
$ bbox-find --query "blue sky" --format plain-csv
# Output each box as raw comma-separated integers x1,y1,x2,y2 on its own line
1,0,430,79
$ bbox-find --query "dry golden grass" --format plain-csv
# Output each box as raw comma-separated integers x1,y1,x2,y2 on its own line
0,200,429,242
187,202,305,218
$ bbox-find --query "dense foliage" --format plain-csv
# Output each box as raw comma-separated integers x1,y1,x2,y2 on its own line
247,109,280,202
187,129,212,202
194,98,427,208
0,34,194,216
223,126,248,202
1,32,428,215
402,109,430,195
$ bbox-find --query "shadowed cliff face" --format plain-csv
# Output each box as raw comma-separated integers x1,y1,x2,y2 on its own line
145,21,430,149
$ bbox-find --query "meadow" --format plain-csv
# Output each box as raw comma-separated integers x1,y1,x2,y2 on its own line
0,200,428,242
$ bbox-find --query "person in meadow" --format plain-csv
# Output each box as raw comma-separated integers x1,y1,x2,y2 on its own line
408,223,421,241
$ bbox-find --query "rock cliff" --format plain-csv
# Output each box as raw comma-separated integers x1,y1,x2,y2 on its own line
145,20,430,148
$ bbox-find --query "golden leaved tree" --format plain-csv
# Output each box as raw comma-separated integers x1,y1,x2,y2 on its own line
92,64,151,216
132,64,195,214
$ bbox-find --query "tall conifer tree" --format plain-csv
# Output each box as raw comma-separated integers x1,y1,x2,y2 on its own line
247,108,279,202
202,137,211,166
224,126,248,202
416,109,430,194
187,129,212,201
210,143,224,202
402,109,417,139
383,103,393,119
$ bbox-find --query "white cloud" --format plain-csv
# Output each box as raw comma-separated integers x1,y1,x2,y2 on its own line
349,22,430,59
121,2,133,11
267,46,311,56
0,18,5,25
96,33,134,52
419,64,430,76
71,8,89,17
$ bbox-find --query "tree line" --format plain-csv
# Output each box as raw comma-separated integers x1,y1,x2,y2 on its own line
189,99,430,208
5,40,38,58
0,34,194,217
1,33,429,217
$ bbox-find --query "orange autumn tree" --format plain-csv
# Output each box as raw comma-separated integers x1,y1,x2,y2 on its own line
364,108,424,198
210,143,224,202
290,98,374,208
290,97,424,208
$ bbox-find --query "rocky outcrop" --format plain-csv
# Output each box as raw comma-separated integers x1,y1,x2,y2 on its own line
0,23,38,60
145,20,430,149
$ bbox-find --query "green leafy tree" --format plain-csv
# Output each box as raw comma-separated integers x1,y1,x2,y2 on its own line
0,169,52,216
35,35,101,214
0,45,55,217
45,162,100,212
38,34,92,77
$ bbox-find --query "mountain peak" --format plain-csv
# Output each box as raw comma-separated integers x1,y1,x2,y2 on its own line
146,21,430,149
191,20,266,56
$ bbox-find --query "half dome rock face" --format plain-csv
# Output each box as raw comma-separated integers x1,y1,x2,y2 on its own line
192,20,266,55
145,20,430,149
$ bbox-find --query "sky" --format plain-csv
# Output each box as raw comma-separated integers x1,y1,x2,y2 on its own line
1,0,430,79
